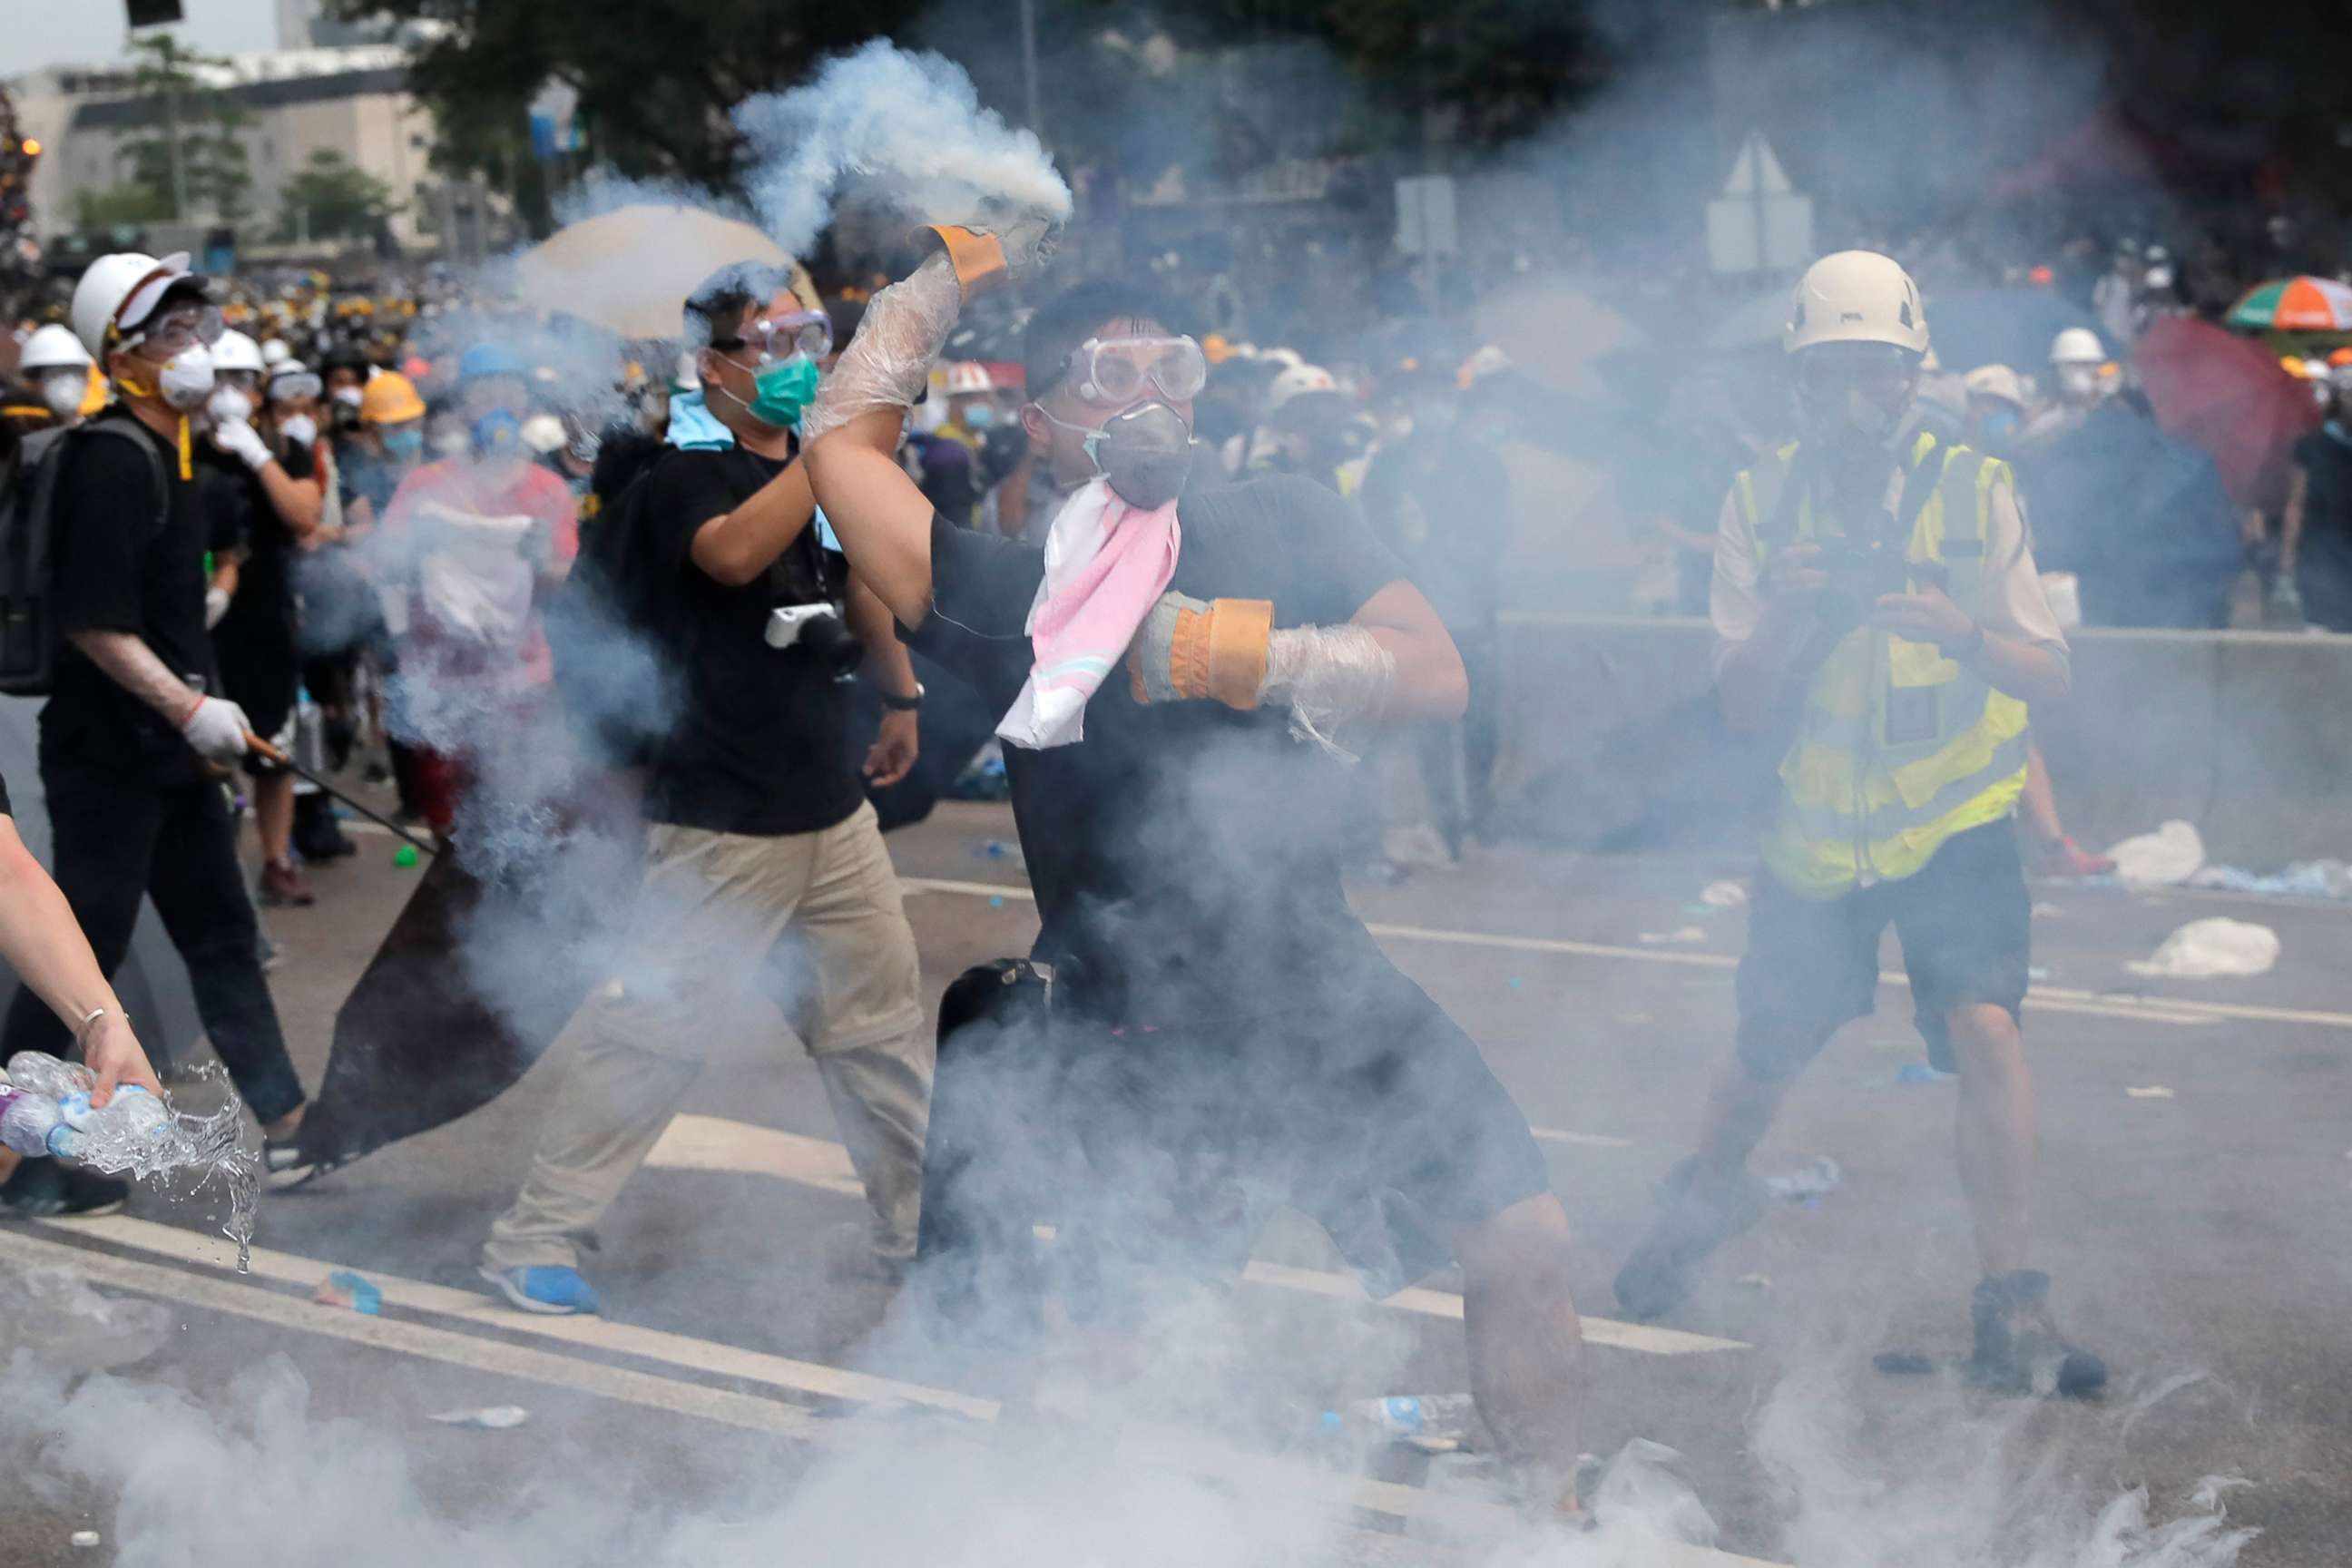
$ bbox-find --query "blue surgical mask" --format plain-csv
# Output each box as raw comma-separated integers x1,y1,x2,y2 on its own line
963,403,996,431
382,426,425,458
1977,409,2020,456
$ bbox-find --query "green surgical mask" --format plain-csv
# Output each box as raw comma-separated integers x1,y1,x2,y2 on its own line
716,354,822,429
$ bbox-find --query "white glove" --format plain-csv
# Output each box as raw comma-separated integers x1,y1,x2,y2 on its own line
211,419,274,473
279,413,318,447
179,695,251,763
204,584,231,629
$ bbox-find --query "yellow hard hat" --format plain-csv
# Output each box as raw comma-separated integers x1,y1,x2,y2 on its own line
358,369,427,425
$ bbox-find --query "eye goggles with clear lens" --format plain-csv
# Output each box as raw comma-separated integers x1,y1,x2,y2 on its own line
1061,336,1207,406
127,303,226,357
715,309,833,365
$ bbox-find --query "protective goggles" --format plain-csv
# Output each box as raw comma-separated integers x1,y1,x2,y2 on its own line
122,303,225,357
1056,336,1207,407
710,309,832,364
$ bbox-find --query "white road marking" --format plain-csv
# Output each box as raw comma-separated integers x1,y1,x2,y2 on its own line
1531,1127,1633,1149
40,1212,995,1418
13,1220,1777,1563
652,1115,1745,1357
0,1225,817,1438
898,876,2312,1030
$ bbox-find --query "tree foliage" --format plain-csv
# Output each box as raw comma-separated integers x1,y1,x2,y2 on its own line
113,35,253,223
279,150,399,240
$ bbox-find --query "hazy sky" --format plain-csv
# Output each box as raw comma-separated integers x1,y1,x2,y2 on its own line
1,0,282,79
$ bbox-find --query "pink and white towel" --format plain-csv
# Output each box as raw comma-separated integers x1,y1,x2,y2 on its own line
996,477,1181,749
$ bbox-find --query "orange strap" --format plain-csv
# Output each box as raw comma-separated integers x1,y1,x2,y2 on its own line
1165,597,1273,709
920,225,1009,297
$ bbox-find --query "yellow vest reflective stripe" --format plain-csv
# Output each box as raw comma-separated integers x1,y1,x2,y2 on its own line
1736,434,2030,898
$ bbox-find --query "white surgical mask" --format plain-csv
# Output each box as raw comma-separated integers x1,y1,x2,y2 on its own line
431,426,470,459
333,386,364,410
207,386,254,426
156,344,217,411
41,372,86,417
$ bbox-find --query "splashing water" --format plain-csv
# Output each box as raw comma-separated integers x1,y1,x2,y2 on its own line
71,1063,260,1272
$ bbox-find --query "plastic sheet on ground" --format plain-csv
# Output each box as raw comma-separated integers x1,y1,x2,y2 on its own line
2187,858,2352,901
2126,917,2281,979
0,1266,173,1370
2104,819,2206,887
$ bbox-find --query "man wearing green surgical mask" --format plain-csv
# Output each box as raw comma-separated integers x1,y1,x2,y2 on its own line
479,261,936,1316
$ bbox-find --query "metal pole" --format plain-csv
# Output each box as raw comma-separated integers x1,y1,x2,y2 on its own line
1018,0,1043,141
164,82,189,221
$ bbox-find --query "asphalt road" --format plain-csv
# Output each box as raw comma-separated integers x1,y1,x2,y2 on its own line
3,791,2345,1567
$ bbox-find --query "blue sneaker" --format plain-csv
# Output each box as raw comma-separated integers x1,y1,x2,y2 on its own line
479,1264,600,1316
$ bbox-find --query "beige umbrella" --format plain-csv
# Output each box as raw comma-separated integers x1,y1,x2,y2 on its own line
512,205,821,339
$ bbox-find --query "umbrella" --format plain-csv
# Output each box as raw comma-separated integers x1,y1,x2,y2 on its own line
2134,314,2319,512
1472,274,1642,400
2226,276,2352,333
0,699,204,1070
1921,288,2103,377
511,205,820,340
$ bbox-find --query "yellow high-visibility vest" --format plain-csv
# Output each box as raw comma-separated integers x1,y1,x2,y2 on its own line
1732,433,2030,898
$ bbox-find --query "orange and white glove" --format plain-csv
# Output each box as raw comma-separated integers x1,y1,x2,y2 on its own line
1127,593,1274,710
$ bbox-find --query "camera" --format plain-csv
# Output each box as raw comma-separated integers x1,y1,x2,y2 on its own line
765,603,863,681
1814,538,1938,627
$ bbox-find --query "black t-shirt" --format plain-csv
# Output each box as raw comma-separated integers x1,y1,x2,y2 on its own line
639,446,861,837
906,474,1406,1024
44,414,219,779
206,438,312,645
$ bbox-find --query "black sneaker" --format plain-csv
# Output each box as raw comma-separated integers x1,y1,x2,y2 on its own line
1968,1269,2107,1398
1,1159,129,1218
1612,1156,1762,1321
263,1140,324,1191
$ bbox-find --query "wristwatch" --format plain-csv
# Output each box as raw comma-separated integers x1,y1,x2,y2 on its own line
878,681,925,712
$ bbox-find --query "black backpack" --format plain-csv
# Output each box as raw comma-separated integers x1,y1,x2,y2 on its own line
0,416,170,697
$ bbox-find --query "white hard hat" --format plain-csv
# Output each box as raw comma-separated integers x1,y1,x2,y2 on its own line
69,250,203,360
942,361,994,397
519,413,567,455
1962,364,2029,409
18,323,93,373
260,337,290,367
1265,363,1337,412
2050,327,2106,365
1785,250,1929,356
212,328,267,376
1258,348,1305,373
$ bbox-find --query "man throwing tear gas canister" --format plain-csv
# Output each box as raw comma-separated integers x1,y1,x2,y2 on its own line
801,226,1587,1515
1613,252,2105,1399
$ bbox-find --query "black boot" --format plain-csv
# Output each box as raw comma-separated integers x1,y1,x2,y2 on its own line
293,793,358,861
1612,1156,1762,1322
1968,1269,2107,1398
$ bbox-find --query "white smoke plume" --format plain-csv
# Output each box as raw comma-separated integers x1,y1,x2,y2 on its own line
734,40,1073,257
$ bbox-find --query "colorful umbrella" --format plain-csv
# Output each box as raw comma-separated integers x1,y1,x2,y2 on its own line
2134,315,2319,512
2225,276,2352,333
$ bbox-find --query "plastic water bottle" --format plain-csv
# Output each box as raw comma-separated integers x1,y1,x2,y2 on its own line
1318,1394,1484,1446
0,1080,170,1161
0,1084,68,1158
6,1051,95,1099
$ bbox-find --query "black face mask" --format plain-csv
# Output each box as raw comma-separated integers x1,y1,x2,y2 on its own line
1044,399,1199,509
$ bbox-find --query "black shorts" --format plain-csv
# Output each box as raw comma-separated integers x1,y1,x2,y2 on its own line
920,959,1553,1308
1735,819,2031,1080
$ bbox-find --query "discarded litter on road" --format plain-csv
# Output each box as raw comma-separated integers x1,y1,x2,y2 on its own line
2127,917,2281,979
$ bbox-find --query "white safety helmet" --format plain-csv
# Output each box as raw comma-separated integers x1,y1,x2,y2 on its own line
1257,347,1305,373
17,324,93,373
1784,250,1930,357
260,337,290,367
212,328,268,377
69,250,202,361
1961,364,2029,409
2050,327,2106,366
941,361,994,397
1265,363,1338,413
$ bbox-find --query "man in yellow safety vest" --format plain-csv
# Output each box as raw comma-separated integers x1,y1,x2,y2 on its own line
1612,250,2105,1399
